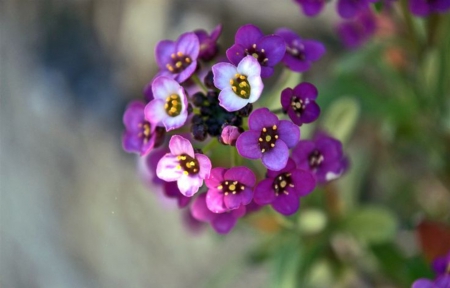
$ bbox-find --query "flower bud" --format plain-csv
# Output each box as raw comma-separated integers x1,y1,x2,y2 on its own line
220,125,241,146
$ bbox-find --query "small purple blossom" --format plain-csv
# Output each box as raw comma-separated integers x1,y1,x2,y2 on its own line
145,76,188,131
220,125,241,145
254,158,316,215
409,0,450,16
122,101,156,156
191,193,246,234
226,24,286,78
155,32,199,83
292,133,348,183
336,10,377,49
412,275,450,288
194,24,222,61
337,0,370,19
156,135,211,197
212,55,264,112
205,166,256,212
293,0,326,17
236,108,300,171
275,28,325,73
281,82,321,126
432,251,450,276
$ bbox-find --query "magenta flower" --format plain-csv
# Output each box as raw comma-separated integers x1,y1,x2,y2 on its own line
336,10,376,49
155,32,199,83
293,0,326,17
432,250,450,276
191,193,246,234
144,76,188,131
220,125,241,145
281,82,321,126
409,0,450,16
292,133,348,183
194,24,222,61
122,101,157,156
226,24,286,78
254,158,316,215
236,108,300,171
212,55,264,112
412,275,450,288
205,166,256,212
337,0,370,19
156,135,212,197
275,28,325,73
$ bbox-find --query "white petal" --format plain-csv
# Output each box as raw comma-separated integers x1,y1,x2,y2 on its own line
177,174,203,197
152,76,181,100
218,88,249,112
247,75,264,103
212,62,237,90
144,100,167,125
237,55,261,78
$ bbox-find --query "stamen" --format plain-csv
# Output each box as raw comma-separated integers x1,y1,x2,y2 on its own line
263,127,267,132
261,148,265,153
185,57,191,63
259,138,263,142
177,51,183,57
273,125,277,130
232,86,237,92
270,143,275,147
183,171,189,175
283,191,289,195
217,185,223,190
275,135,279,139
265,135,271,142
252,44,257,48
230,79,234,85
175,61,182,68
239,75,246,80
240,90,246,96
171,53,176,59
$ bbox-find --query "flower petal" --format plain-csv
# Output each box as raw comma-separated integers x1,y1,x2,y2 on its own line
123,101,145,132
211,213,237,234
300,101,320,124
237,55,261,78
205,167,227,189
248,108,278,131
206,189,227,213
196,153,212,179
156,154,183,182
152,76,181,100
277,120,300,148
247,75,264,103
177,174,203,197
176,32,199,59
169,135,195,157
280,88,293,111
258,35,286,66
303,40,326,62
236,131,262,159
272,192,300,215
262,140,289,171
224,166,256,187
144,99,167,125
218,88,249,112
254,179,276,205
176,62,197,83
234,24,264,48
293,82,318,100
191,193,214,222
212,62,237,90
226,44,246,66
291,169,316,196
155,40,175,69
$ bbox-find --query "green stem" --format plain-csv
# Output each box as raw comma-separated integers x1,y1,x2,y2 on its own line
231,146,236,167
191,74,208,93
202,138,218,153
400,0,420,57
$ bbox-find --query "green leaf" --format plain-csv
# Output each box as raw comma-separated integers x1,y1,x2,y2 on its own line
270,238,301,288
321,97,360,144
343,206,398,244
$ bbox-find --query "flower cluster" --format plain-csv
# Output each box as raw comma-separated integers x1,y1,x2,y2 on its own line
122,23,347,234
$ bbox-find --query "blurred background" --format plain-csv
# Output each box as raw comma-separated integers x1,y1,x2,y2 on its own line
0,0,336,287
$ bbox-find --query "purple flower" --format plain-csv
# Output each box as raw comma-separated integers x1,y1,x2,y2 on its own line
275,28,325,73
144,76,188,131
212,55,264,112
292,133,348,183
191,193,246,234
409,0,450,16
281,82,321,126
412,275,450,288
220,125,241,145
156,135,212,197
194,24,222,61
236,108,300,171
143,82,154,102
254,158,316,215
293,0,326,17
122,101,157,156
226,24,286,78
155,32,199,83
337,0,370,19
336,10,377,49
205,166,256,212
432,251,450,276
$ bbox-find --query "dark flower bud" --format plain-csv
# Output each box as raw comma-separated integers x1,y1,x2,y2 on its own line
237,103,253,117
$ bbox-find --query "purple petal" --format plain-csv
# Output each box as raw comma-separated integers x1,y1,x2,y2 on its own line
206,190,227,213
300,101,320,124
292,140,316,167
211,213,238,234
337,0,365,19
262,140,289,171
409,0,431,16
411,279,434,288
303,40,326,62
212,62,237,90
301,0,326,16
176,32,199,61
143,83,154,102
196,153,212,179
122,132,142,153
210,24,222,41
205,167,227,189
293,82,318,100
156,154,183,181
226,44,246,66
237,55,261,78
236,131,262,159
317,137,343,161
177,174,203,197
272,192,300,215
290,169,316,196
260,66,274,78
224,166,256,187
223,188,252,210
435,275,450,287
176,61,198,83
254,179,276,205
282,53,311,72
280,88,293,111
257,35,286,66
267,157,297,178
234,24,264,48
248,108,278,131
155,40,175,69
218,88,249,112
277,120,300,148
123,101,145,132
169,135,195,157
191,193,214,222
275,28,301,45
231,205,246,218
